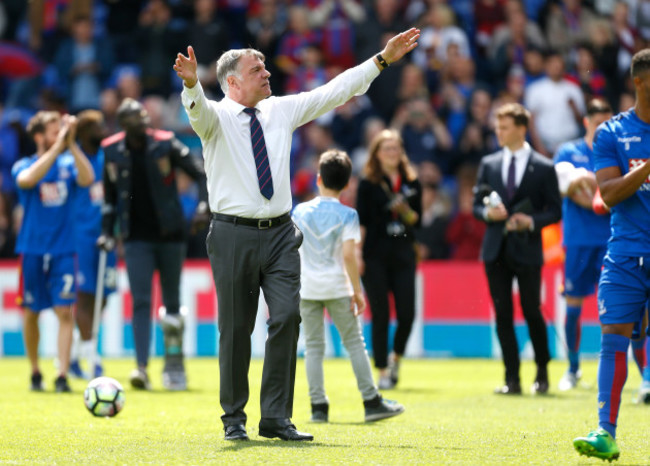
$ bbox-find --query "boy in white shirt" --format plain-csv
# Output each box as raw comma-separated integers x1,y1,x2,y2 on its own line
292,149,405,423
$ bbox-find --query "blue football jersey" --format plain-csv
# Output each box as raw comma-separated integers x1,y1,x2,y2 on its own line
12,152,79,255
74,148,104,242
554,139,611,246
593,109,650,255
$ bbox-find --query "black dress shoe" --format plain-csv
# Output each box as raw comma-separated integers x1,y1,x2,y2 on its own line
224,424,249,441
532,366,549,395
532,379,549,394
259,418,314,441
494,381,522,395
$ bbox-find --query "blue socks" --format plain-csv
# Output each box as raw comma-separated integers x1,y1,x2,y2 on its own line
598,333,630,439
565,305,582,373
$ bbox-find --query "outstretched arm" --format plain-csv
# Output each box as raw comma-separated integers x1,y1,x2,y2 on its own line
174,46,198,89
374,28,420,70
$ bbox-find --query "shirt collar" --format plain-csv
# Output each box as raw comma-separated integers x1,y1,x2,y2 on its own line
319,195,339,203
503,142,531,161
223,96,261,116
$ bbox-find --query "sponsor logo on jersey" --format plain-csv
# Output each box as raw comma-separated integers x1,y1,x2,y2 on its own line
629,159,650,190
89,181,104,204
39,181,68,207
618,136,641,150
571,154,590,164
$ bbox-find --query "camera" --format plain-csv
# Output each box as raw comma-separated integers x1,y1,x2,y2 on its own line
386,221,406,237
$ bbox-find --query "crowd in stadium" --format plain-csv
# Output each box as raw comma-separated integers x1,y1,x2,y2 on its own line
0,0,647,260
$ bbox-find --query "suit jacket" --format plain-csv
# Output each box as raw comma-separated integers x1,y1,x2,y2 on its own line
472,148,562,266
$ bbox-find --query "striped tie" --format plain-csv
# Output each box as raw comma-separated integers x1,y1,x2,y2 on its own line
243,107,274,200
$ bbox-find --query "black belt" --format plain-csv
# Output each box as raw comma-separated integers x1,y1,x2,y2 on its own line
211,212,291,229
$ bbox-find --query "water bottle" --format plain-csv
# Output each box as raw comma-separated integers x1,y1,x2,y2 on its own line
483,191,502,208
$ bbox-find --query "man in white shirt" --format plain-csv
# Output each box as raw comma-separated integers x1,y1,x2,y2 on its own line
173,27,420,442
524,50,585,156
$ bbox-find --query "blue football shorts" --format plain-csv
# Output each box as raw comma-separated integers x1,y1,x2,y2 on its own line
75,235,117,295
18,253,76,311
598,253,650,325
563,245,607,298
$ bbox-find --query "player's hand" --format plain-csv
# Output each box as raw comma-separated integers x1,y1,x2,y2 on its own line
380,28,420,65
351,291,366,316
174,46,198,89
96,234,116,252
54,115,74,151
65,116,79,145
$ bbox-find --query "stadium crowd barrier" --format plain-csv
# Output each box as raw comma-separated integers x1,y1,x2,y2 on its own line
0,260,601,359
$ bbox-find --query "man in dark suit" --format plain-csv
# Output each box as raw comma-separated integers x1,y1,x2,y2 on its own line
473,103,562,395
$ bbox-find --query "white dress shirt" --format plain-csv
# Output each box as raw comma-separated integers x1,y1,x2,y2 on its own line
501,142,532,190
524,77,585,153
181,58,380,218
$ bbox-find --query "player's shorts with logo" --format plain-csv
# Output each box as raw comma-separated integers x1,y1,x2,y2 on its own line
18,253,76,311
564,245,607,297
598,253,650,325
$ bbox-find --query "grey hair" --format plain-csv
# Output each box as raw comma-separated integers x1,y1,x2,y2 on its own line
216,49,265,94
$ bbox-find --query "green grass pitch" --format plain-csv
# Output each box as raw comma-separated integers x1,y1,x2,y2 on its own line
1,357,650,464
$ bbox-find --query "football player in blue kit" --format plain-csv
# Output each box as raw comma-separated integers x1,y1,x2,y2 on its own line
69,110,118,379
573,49,650,461
553,99,613,391
12,111,95,392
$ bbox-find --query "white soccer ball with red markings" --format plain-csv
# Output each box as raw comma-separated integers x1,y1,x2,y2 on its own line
84,377,125,417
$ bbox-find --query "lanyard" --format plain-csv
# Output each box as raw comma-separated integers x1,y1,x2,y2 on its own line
381,175,402,220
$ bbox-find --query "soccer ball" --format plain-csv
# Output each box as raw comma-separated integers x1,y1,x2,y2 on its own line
84,377,125,417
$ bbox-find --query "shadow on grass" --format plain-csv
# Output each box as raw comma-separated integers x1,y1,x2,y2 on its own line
219,439,418,450
220,439,320,450
387,387,438,395
121,387,209,395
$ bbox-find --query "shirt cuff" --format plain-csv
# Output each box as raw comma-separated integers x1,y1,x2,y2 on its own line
482,206,489,221
362,56,382,80
181,80,204,110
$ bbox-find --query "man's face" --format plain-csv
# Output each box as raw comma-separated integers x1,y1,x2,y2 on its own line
119,107,149,136
635,70,650,106
545,55,564,81
41,120,61,151
495,116,525,148
232,54,272,102
586,111,612,134
84,121,105,147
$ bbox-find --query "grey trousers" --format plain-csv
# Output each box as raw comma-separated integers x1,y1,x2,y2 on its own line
300,297,378,405
123,240,186,368
206,218,303,427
